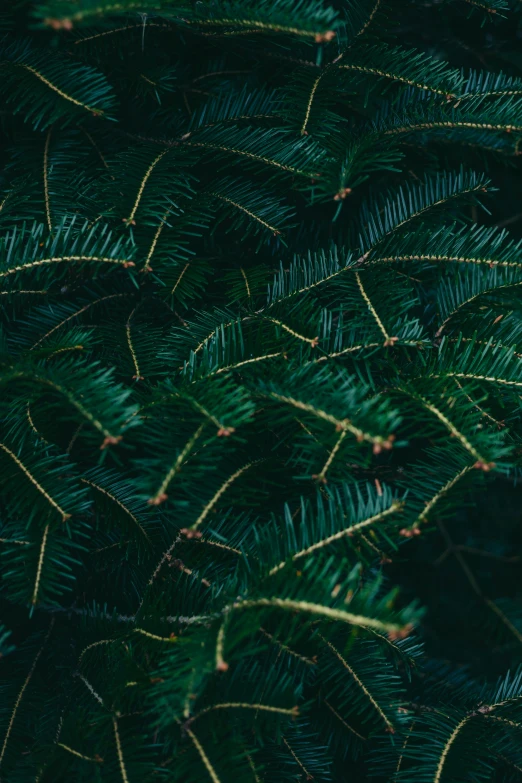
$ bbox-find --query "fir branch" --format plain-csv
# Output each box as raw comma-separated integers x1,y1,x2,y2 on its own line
397,388,490,468
215,622,228,672
81,478,151,542
259,628,317,665
189,461,261,532
313,428,347,482
265,391,393,451
124,150,169,226
56,742,102,763
283,737,314,779
125,305,142,380
185,727,222,783
0,622,53,769
76,674,106,708
355,271,397,346
18,64,105,114
0,442,71,522
190,702,299,723
112,717,130,783
148,424,206,505
414,464,474,526
43,127,53,235
433,716,472,783
268,501,403,575
0,255,135,279
31,524,50,605
143,209,170,272
133,628,176,643
324,700,366,740
31,294,130,349
319,634,395,732
228,598,411,635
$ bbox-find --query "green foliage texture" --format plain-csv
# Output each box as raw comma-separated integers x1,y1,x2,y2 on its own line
3,0,522,781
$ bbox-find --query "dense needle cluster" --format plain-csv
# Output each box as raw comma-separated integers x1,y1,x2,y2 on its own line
2,0,522,781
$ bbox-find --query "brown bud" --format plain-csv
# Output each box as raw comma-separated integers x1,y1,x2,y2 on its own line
217,427,235,437
180,528,203,539
315,30,336,42
100,435,122,450
473,461,495,471
388,623,413,641
45,17,72,29
148,493,168,506
334,187,352,200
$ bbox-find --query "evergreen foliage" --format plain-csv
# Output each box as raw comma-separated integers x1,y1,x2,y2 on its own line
2,1,522,781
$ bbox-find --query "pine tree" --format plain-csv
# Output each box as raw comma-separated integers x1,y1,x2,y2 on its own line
2,0,522,780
